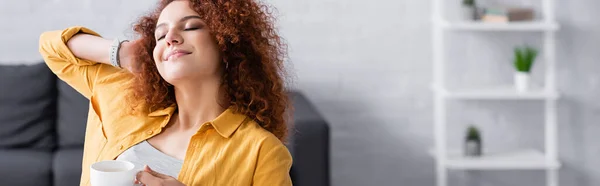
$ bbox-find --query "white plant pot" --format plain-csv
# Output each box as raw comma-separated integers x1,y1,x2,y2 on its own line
459,6,475,21
514,72,530,92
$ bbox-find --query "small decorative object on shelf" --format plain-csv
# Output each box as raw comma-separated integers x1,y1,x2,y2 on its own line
460,0,477,21
481,6,535,23
513,45,538,92
464,125,482,157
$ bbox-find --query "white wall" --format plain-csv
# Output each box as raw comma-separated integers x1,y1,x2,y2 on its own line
3,0,600,186
269,0,436,185
0,0,153,64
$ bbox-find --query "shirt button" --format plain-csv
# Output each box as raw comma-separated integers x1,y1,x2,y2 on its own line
147,130,154,135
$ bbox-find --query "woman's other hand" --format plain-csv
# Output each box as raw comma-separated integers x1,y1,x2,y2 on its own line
118,39,141,73
135,165,185,186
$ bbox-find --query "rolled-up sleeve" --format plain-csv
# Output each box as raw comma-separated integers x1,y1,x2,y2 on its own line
39,26,104,99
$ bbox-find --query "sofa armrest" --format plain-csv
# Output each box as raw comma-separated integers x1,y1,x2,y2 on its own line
288,91,330,186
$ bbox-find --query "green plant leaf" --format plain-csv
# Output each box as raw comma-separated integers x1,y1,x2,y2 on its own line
463,0,475,6
524,47,537,72
513,46,537,72
467,126,480,140
514,47,525,72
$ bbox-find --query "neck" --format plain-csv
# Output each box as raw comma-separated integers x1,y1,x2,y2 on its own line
173,77,227,131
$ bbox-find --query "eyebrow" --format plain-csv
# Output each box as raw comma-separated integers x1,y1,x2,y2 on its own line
155,15,202,30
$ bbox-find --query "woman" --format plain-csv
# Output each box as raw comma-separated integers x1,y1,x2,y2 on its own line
39,0,292,185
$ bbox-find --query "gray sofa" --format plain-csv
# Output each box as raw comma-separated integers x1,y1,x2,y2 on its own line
0,63,330,186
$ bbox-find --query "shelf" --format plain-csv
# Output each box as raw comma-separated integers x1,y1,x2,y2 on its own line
432,86,559,100
436,20,560,31
431,0,561,185
428,148,561,170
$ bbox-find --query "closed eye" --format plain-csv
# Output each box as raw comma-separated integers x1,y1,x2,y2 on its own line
184,27,199,31
156,28,198,41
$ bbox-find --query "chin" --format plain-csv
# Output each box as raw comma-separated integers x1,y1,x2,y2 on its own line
157,60,219,85
162,75,187,85
164,72,194,84
159,65,193,84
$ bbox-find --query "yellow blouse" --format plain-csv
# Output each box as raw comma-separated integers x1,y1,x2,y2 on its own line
39,26,293,186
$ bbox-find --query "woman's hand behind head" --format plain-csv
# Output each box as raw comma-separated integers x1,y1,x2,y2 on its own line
119,39,143,74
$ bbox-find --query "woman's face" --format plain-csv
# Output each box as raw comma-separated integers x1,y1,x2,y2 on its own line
153,0,221,85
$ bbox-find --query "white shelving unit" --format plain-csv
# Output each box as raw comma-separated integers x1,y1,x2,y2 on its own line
433,86,559,100
436,20,559,31
428,149,560,170
430,1,561,186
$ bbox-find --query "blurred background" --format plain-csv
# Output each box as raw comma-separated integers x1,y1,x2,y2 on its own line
1,0,600,186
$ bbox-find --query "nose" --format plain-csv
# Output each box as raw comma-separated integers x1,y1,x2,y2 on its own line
165,30,183,46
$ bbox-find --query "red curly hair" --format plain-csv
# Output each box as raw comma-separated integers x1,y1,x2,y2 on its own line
130,0,290,141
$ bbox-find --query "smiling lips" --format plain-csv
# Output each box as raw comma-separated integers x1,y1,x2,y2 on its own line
164,49,192,61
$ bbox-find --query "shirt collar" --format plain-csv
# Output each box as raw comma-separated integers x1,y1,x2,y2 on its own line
148,106,247,138
147,104,177,117
210,108,248,138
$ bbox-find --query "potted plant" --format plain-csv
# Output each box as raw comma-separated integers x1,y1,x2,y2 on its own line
464,125,482,157
460,0,476,21
513,46,538,92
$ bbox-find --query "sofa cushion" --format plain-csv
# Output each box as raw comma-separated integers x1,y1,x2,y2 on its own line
57,80,89,147
0,63,56,149
0,149,53,186
287,91,330,186
53,148,84,186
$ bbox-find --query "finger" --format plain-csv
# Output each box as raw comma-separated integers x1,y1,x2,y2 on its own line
136,171,163,186
144,165,170,179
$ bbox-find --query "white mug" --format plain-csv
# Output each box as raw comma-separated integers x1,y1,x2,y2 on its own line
90,160,142,186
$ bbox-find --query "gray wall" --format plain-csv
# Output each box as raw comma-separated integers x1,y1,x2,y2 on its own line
1,0,599,186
